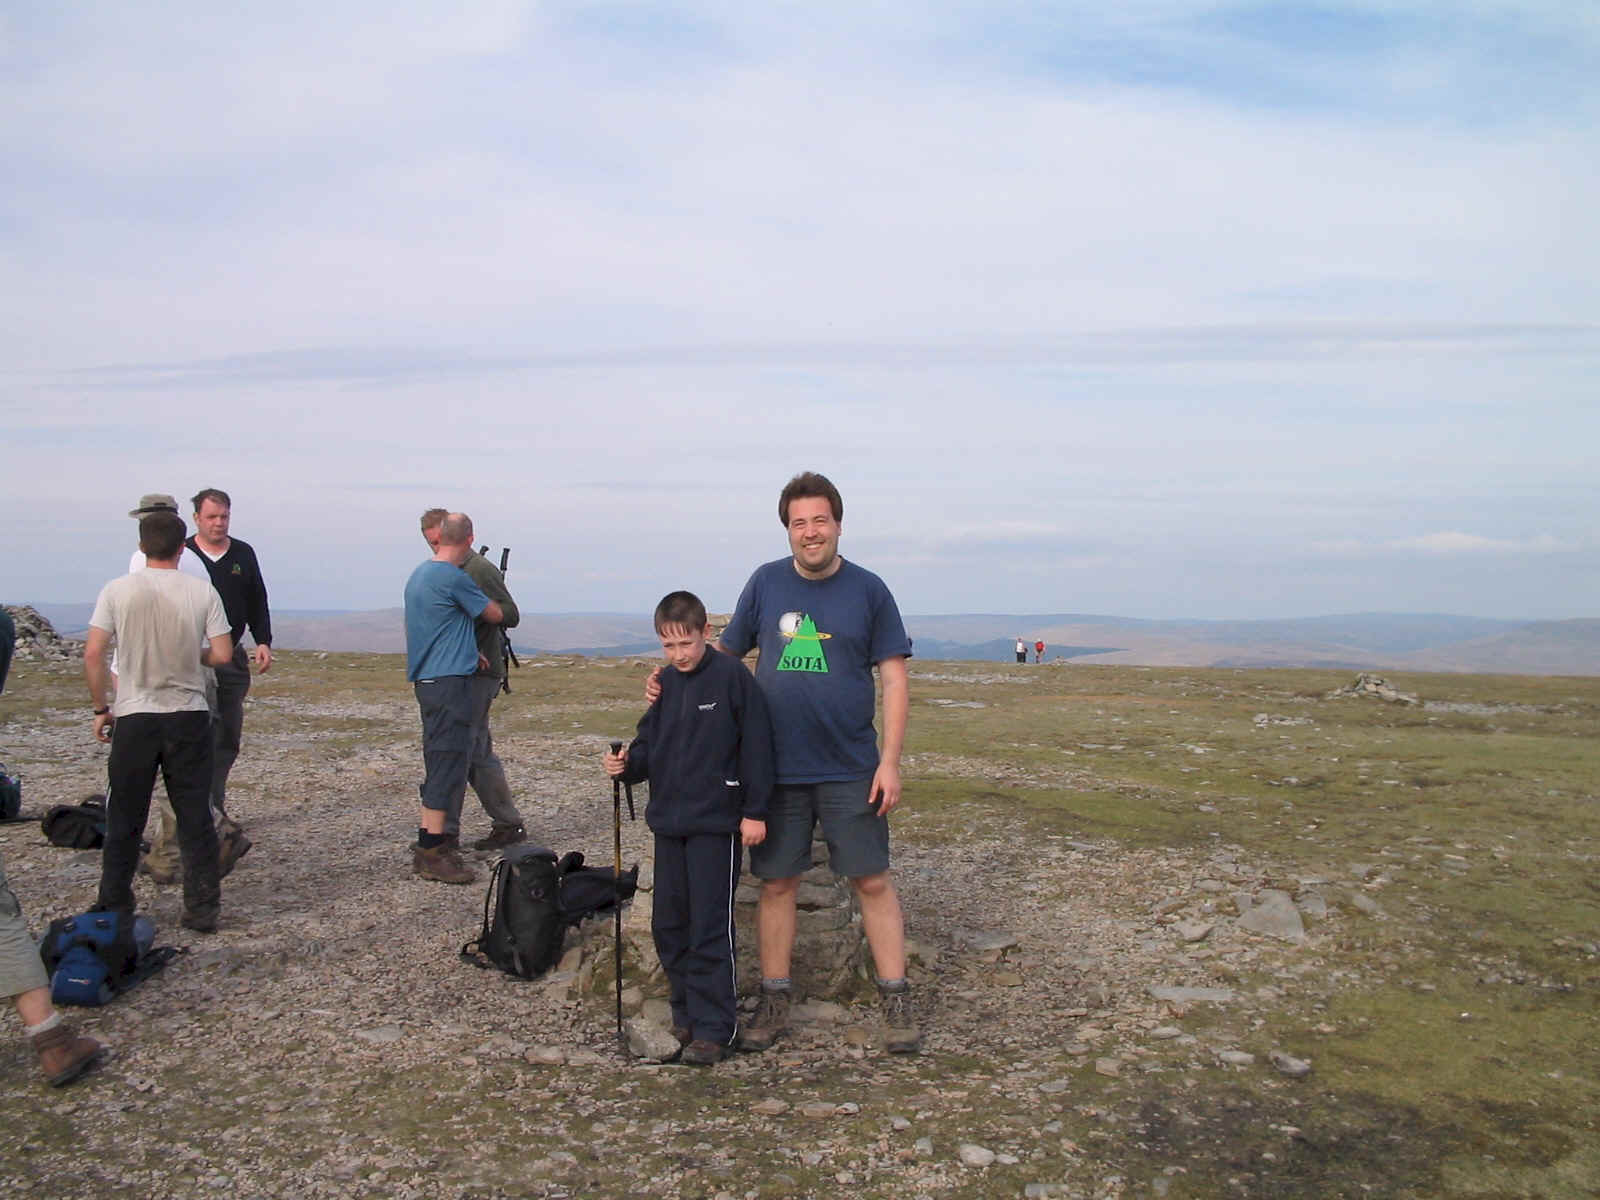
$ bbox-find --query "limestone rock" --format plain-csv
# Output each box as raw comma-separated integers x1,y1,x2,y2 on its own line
624,1017,683,1062
1236,890,1306,943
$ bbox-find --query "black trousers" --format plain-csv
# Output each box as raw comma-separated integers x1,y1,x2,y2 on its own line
209,644,251,812
99,710,220,918
652,832,742,1045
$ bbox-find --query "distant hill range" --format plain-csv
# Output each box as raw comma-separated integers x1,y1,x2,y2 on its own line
27,605,1600,676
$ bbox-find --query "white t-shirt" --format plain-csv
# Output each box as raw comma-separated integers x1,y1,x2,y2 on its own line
111,546,216,677
91,569,228,716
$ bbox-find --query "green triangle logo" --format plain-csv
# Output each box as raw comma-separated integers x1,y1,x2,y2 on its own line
776,613,830,673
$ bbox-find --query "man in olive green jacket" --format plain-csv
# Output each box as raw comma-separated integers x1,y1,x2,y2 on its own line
418,509,526,851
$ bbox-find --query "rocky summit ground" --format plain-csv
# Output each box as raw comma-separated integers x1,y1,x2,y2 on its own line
2,651,1594,1199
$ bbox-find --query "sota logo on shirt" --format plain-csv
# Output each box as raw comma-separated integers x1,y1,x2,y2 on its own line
776,611,831,673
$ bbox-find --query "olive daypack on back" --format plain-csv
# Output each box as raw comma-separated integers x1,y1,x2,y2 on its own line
461,845,638,980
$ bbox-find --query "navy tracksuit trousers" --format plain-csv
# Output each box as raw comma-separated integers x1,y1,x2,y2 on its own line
652,832,742,1045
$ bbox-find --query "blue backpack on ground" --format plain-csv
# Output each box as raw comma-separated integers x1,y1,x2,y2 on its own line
39,910,175,1006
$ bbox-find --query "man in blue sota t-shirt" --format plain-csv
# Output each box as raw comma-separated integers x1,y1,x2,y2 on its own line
710,471,919,1055
404,512,503,885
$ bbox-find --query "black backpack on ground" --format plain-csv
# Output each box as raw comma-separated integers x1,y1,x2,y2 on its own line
41,796,108,848
554,850,639,926
461,845,639,980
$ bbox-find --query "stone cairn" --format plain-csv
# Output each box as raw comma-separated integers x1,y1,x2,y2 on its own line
4,605,79,664
562,840,865,1057
1326,671,1419,705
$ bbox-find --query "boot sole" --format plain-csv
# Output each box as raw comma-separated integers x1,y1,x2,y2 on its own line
414,870,476,884
46,1047,103,1086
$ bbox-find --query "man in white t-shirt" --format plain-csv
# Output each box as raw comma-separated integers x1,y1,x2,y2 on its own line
115,494,246,884
85,511,233,932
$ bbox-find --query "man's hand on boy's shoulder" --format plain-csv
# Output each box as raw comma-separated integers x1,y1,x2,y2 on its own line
740,817,766,847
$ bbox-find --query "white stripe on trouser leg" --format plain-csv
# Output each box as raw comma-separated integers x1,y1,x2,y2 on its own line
722,832,738,1046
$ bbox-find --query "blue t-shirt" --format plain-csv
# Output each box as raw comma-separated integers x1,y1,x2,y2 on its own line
404,560,490,681
720,556,912,784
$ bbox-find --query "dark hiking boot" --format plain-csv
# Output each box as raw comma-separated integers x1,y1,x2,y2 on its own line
414,844,477,885
217,826,252,878
681,1039,733,1067
471,823,526,851
737,986,790,1052
880,982,921,1054
32,1023,103,1087
181,907,219,934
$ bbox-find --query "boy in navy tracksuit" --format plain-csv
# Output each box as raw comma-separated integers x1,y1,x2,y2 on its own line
604,591,774,1065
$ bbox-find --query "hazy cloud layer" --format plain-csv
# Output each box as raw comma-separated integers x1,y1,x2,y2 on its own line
3,3,1595,620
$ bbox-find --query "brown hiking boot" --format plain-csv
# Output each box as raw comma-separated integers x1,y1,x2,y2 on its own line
32,1023,103,1087
471,824,526,851
217,826,252,878
681,1038,733,1067
137,856,177,885
880,982,921,1054
413,843,477,885
738,986,790,1052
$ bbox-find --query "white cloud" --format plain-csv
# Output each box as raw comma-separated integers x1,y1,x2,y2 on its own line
1390,532,1570,555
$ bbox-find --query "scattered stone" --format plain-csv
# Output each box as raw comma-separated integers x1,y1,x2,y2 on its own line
1236,890,1306,943
1174,920,1214,943
624,1018,683,1062
752,1098,790,1116
352,1025,404,1045
799,1101,838,1118
1094,1057,1121,1077
1149,1026,1183,1040
1217,1050,1255,1067
791,999,848,1024
1148,985,1235,1005
958,1143,996,1167
525,1045,566,1065
1270,1051,1312,1078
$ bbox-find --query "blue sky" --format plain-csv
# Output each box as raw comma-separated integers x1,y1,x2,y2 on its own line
3,2,1596,620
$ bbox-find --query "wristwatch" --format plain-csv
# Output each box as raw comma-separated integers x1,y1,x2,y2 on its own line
93,706,110,716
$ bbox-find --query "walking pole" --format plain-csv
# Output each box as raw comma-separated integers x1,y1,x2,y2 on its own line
609,740,627,1044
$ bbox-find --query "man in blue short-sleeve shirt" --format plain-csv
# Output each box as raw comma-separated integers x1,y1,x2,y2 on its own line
403,512,502,885
717,471,919,1055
